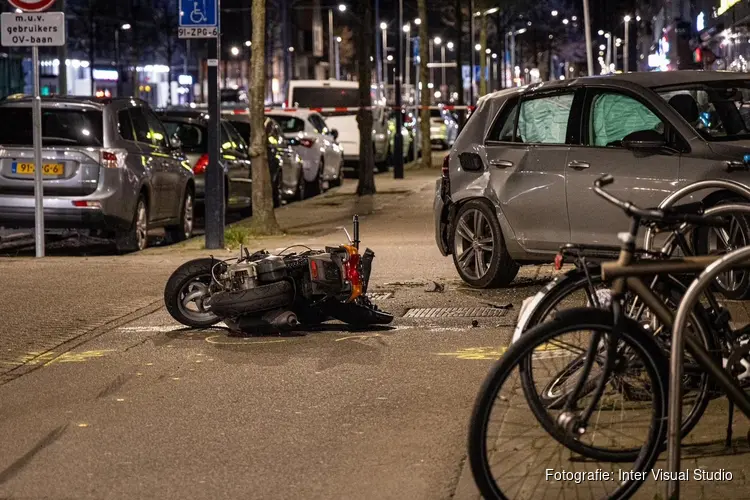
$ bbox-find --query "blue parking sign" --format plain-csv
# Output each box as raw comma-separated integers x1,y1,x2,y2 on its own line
180,0,218,27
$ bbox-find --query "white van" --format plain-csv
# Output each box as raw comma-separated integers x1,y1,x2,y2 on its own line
287,80,390,171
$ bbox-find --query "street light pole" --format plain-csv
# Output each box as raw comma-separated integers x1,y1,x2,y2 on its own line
624,15,631,73
335,37,341,79
115,29,120,96
582,0,594,76
381,24,388,86
328,9,335,79
429,39,434,87
394,0,404,179
441,45,446,89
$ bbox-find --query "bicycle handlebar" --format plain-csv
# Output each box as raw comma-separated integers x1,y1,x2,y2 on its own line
592,175,728,229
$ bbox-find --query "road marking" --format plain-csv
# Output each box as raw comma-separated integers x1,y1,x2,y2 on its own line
335,333,383,342
434,343,571,361
204,335,288,346
1,349,114,367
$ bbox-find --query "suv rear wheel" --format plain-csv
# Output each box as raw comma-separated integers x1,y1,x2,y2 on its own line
116,195,148,253
165,189,194,243
451,200,519,288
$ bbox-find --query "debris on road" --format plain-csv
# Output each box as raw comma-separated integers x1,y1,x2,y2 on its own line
471,320,479,328
424,281,444,293
487,302,513,309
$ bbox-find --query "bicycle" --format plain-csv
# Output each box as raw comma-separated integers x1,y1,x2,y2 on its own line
468,174,750,499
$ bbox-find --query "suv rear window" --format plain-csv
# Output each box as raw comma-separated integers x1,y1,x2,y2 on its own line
0,108,103,146
161,120,207,152
269,116,305,133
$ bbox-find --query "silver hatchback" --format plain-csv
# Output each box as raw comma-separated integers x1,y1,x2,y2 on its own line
0,96,195,252
436,71,750,298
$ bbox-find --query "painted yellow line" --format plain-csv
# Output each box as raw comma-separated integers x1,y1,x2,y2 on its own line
434,343,564,361
334,333,383,342
204,335,287,346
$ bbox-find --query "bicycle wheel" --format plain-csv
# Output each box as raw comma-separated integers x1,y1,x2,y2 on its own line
469,308,667,500
518,269,712,456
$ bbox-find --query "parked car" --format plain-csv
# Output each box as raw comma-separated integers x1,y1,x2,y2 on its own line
0,96,194,252
435,71,750,298
222,113,303,203
266,109,344,194
287,80,390,171
429,106,459,149
157,109,283,211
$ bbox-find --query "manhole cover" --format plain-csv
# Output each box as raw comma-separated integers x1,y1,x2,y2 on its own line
403,307,509,318
366,292,393,300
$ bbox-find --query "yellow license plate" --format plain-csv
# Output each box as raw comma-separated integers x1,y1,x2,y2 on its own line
12,162,64,176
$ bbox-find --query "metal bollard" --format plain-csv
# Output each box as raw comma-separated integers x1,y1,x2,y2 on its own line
644,180,750,251
667,245,750,499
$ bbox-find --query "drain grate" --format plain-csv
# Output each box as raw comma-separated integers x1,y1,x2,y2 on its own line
403,307,509,318
367,292,393,300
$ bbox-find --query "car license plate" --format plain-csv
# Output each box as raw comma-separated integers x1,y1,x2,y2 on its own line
11,162,64,176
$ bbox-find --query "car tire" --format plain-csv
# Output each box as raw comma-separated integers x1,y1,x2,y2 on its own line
273,171,282,208
306,159,324,195
165,188,195,244
451,200,519,288
115,195,148,254
692,198,750,299
330,161,343,187
295,170,307,200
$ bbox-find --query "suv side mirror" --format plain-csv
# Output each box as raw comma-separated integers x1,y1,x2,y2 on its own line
330,128,339,140
621,130,666,151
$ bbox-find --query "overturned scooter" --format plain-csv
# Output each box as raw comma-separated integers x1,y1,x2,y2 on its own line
164,216,394,334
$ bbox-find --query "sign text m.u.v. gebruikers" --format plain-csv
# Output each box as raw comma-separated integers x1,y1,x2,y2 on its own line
1,12,65,46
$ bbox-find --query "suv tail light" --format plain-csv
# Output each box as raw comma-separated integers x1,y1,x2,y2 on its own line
100,150,124,168
299,138,315,148
193,154,209,175
441,154,451,196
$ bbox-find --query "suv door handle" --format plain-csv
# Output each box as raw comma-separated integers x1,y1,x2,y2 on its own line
568,161,590,169
489,159,514,168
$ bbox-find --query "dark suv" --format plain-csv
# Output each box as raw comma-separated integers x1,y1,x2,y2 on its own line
0,96,195,252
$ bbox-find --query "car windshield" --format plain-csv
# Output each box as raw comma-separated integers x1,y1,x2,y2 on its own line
0,108,103,147
269,116,305,133
290,87,360,108
161,120,207,152
658,81,750,141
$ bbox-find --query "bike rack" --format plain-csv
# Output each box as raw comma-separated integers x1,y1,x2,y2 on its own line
667,245,750,499
644,179,750,251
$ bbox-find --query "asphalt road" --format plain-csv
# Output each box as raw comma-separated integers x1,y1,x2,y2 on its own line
0,167,556,499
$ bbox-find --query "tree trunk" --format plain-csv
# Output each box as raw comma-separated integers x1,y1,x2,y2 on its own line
355,0,376,196
417,0,431,169
249,0,281,234
479,14,487,97
454,0,465,128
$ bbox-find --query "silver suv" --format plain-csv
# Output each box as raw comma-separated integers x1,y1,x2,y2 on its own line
435,71,750,298
0,96,195,252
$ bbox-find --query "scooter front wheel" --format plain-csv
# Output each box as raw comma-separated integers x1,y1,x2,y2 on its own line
164,258,222,328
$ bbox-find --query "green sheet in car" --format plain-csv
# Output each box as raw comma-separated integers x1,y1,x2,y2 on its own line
591,93,662,146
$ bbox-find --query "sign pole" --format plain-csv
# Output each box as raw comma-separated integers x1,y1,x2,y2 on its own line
32,45,44,257
177,0,222,248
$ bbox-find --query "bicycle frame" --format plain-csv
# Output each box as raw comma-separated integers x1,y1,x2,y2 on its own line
599,242,750,500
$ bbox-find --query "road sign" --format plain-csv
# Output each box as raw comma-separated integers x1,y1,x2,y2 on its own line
8,0,56,12
1,12,65,46
178,0,218,38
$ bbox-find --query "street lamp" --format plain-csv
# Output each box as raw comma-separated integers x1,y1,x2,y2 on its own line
551,10,558,16
114,23,131,97
598,29,605,36
380,21,388,30
288,47,294,52
571,16,577,21
414,18,421,25
475,43,482,51
623,15,631,72
338,4,346,12
244,40,251,47
403,24,410,32
447,41,454,50
562,19,569,25
230,46,239,56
